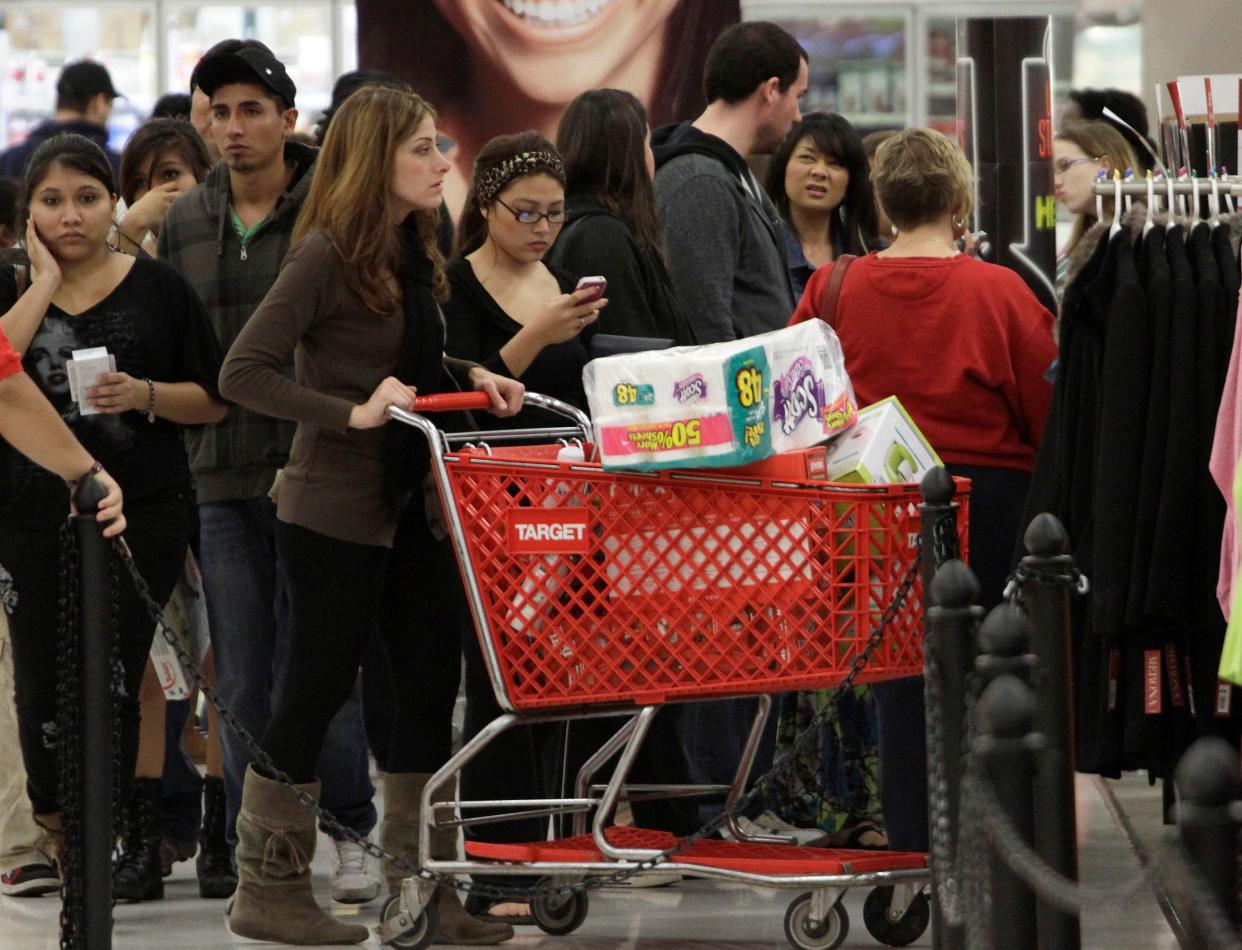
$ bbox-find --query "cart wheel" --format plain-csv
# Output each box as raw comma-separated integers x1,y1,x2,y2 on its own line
783,892,848,950
862,885,930,947
379,892,439,949
531,880,589,936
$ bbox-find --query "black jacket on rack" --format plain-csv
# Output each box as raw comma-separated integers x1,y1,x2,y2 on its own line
1089,227,1149,774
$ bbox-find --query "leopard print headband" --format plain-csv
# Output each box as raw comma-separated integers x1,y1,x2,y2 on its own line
474,150,565,207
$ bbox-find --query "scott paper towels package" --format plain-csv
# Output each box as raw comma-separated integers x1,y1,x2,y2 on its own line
584,321,857,471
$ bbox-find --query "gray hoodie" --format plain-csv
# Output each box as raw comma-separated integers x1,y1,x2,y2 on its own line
652,122,794,343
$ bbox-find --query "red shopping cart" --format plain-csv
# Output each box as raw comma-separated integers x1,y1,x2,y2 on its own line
377,392,968,950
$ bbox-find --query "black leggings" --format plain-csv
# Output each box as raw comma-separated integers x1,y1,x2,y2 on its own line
264,504,464,783
0,493,190,815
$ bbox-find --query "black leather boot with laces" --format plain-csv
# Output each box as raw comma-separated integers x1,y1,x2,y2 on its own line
196,775,237,899
113,778,165,902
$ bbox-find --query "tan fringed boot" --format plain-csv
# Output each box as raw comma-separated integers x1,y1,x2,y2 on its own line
380,772,513,945
227,765,367,945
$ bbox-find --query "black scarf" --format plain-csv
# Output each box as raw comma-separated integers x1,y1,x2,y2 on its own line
382,221,447,512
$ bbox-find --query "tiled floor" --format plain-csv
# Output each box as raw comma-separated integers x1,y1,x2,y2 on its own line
1,774,1182,949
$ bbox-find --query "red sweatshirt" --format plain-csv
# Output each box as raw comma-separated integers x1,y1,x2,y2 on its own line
791,253,1056,471
0,326,21,381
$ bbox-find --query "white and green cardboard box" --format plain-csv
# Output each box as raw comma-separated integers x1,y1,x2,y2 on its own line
825,396,942,484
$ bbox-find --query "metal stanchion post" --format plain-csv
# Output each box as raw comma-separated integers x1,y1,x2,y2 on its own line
1174,736,1242,944
925,559,982,950
72,476,113,950
919,466,966,950
974,675,1040,950
976,602,1037,686
919,467,959,589
1020,513,1081,950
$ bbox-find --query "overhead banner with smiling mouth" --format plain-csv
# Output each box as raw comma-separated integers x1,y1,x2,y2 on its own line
356,0,739,219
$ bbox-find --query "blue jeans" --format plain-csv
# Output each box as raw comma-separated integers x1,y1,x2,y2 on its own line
161,699,203,842
198,498,376,846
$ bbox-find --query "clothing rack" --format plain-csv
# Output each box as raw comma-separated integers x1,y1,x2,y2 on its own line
1090,179,1242,196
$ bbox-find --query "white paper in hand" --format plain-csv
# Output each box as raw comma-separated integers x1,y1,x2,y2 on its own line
66,347,116,416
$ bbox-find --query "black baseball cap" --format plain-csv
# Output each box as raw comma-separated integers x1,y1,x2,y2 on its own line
192,44,296,110
57,60,122,102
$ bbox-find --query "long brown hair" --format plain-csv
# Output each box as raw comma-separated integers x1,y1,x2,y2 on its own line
293,85,446,310
557,89,665,263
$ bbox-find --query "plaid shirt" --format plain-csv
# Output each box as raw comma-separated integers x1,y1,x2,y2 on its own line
158,142,316,504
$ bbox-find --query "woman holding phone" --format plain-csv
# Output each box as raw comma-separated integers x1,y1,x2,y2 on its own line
442,130,604,925
445,130,606,422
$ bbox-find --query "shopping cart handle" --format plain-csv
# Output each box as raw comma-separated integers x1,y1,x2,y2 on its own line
409,392,494,412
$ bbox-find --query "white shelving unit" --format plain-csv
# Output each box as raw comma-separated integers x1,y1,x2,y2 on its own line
0,0,356,148
741,0,1078,134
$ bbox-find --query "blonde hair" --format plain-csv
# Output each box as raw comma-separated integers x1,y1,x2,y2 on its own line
293,86,446,311
1055,120,1140,252
871,128,974,230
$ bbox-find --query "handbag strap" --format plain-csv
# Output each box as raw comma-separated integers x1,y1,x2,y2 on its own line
817,253,856,328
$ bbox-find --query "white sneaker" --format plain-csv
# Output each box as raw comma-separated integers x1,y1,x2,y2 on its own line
733,813,827,847
330,837,382,904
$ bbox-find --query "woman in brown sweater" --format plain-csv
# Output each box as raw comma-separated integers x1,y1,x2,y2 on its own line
218,87,522,947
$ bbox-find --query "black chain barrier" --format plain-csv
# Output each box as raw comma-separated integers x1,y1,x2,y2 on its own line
959,759,1242,950
89,528,927,907
926,557,1242,950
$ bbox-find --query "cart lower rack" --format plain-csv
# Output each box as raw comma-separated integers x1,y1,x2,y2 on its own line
379,393,969,950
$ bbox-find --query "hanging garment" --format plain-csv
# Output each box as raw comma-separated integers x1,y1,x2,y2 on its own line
1219,460,1242,685
1087,226,1150,774
1211,247,1242,621
1189,223,1239,743
1123,224,1183,775
1022,228,1110,771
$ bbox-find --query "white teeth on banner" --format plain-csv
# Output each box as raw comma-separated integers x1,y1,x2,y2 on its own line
501,0,615,28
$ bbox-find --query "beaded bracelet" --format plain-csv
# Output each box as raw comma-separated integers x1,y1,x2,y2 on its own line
144,378,155,423
66,459,103,487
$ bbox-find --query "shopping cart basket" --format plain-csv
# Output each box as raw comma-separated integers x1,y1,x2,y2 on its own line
377,392,968,950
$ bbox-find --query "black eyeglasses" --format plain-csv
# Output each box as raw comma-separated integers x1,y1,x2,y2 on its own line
495,197,566,226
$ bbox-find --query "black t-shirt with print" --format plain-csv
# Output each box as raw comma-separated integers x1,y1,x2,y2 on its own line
0,256,223,528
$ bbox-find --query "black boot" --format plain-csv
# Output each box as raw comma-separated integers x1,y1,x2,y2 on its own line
196,776,237,899
113,778,165,902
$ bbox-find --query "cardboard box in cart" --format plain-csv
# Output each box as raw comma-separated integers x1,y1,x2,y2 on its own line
825,396,941,485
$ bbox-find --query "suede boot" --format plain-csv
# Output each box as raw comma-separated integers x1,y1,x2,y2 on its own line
380,772,513,946
228,766,367,945
113,778,164,902
196,775,237,899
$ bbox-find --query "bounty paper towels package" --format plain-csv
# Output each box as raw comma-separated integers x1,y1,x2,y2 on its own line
584,321,856,471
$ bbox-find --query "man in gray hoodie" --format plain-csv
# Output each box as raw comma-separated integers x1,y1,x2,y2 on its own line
652,22,808,820
653,21,808,344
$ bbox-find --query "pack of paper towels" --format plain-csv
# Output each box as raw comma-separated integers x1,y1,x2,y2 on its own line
584,321,857,471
